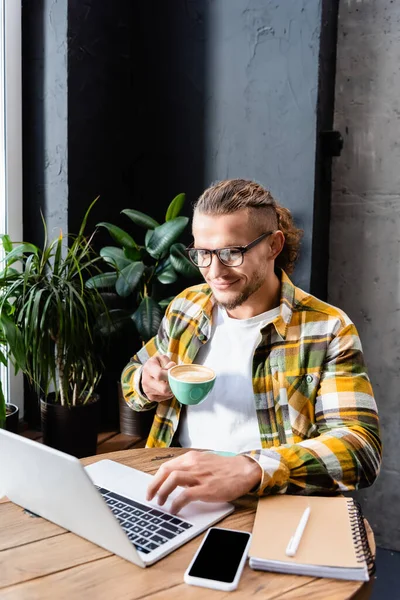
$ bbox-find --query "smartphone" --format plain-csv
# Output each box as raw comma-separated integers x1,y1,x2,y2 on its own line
183,527,252,592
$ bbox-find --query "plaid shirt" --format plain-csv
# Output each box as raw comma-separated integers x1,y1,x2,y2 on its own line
121,271,382,496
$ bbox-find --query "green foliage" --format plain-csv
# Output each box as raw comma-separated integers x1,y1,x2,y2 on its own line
87,193,200,342
0,198,108,407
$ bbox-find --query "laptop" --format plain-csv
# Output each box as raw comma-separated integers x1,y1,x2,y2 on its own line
0,429,234,567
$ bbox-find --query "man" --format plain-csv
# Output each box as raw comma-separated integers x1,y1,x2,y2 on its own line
121,179,382,514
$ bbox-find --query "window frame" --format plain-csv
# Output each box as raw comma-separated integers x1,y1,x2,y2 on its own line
0,0,23,415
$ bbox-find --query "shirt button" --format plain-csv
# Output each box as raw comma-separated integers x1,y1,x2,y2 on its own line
306,375,313,384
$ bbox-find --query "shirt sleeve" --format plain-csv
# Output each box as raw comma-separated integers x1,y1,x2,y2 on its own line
243,322,382,496
120,310,172,412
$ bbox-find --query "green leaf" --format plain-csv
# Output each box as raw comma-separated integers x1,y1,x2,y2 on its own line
121,209,159,229
123,247,142,261
85,272,118,289
157,261,177,284
146,217,189,259
0,234,13,253
2,243,39,265
96,309,132,336
158,296,174,310
0,311,26,370
170,243,200,277
0,347,7,367
97,222,138,249
115,262,144,298
132,296,163,342
100,246,131,270
165,193,185,222
77,196,99,238
145,229,153,248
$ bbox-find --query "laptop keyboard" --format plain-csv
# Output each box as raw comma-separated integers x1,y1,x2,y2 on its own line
96,486,193,554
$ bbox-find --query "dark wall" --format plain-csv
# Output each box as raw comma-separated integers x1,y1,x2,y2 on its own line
68,0,206,249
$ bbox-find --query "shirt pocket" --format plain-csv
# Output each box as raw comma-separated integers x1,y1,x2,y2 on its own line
271,367,321,445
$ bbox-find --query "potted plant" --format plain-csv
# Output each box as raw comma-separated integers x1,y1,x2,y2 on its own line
87,193,200,436
0,199,108,457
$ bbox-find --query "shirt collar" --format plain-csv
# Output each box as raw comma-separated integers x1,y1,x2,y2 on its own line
272,269,296,340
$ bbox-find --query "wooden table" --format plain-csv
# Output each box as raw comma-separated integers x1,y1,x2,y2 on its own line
0,448,375,599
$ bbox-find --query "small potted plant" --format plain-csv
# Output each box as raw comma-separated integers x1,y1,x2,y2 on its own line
87,193,200,436
0,199,107,457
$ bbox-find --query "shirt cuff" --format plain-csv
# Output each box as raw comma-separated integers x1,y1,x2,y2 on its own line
131,366,155,409
241,450,290,495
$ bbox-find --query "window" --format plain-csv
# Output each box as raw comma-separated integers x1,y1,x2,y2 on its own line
0,0,23,413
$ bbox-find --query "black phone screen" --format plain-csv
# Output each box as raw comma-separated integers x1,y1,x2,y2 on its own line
188,528,251,583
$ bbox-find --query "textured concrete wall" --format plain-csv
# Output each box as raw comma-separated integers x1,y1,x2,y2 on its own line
22,0,68,244
204,0,322,291
330,0,400,550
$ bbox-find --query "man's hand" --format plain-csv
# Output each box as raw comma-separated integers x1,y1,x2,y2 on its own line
141,355,176,402
146,451,262,514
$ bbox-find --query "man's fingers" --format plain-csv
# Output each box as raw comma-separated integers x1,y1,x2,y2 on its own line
164,361,176,370
155,472,198,507
158,355,173,368
146,455,195,500
170,486,205,515
145,392,173,402
145,356,176,383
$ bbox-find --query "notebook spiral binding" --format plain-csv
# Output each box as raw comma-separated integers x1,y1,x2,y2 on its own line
347,499,376,576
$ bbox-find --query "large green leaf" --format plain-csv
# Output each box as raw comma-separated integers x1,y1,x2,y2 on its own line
3,243,39,265
86,272,118,289
122,209,159,230
0,234,12,253
124,247,141,261
96,309,132,336
165,193,185,222
157,261,178,284
100,246,131,270
132,296,163,342
145,230,153,248
170,243,200,277
115,262,144,297
146,217,189,259
97,222,138,249
0,311,26,370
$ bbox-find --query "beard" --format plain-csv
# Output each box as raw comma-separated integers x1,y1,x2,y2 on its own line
213,271,265,311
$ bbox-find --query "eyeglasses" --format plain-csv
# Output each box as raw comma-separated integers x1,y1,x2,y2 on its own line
186,231,274,268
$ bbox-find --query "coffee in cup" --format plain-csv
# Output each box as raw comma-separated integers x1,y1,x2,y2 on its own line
168,364,216,405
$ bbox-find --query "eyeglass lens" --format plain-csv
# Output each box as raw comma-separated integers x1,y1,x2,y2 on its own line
188,248,243,267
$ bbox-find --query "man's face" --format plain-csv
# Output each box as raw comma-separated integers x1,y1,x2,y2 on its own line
192,209,274,311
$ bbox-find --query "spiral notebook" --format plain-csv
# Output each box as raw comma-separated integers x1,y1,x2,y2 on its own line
249,495,375,582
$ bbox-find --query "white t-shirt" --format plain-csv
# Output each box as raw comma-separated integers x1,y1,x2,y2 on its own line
178,304,280,453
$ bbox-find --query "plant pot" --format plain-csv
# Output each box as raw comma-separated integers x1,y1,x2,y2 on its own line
40,394,100,459
118,383,155,439
5,403,19,434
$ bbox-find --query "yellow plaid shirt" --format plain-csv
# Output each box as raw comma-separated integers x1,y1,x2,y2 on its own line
121,270,382,496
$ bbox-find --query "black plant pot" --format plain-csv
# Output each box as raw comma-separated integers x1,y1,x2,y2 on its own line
118,382,155,439
40,394,100,459
5,403,19,434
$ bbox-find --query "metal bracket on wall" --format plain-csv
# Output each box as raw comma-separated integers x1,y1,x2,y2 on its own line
320,130,344,157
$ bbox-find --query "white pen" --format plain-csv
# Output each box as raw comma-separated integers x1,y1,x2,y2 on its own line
285,506,311,557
